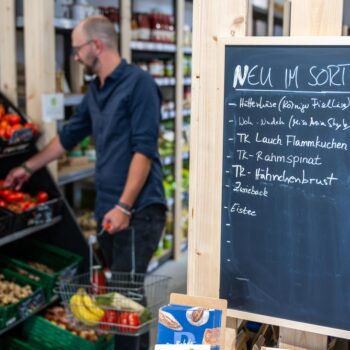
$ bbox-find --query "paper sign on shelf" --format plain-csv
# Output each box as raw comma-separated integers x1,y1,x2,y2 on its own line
155,345,210,350
42,93,64,122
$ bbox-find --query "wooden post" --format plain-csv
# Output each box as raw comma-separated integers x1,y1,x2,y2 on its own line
120,0,131,62
267,0,275,36
24,0,57,177
174,0,185,260
0,0,17,104
279,0,343,348
283,0,291,36
188,0,248,349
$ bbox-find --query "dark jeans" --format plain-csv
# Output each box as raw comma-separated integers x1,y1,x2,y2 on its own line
97,204,166,350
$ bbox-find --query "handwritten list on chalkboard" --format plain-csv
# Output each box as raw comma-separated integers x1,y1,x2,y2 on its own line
220,45,350,330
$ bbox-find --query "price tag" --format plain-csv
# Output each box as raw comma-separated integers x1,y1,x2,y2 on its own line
33,204,53,225
18,289,45,318
8,128,33,145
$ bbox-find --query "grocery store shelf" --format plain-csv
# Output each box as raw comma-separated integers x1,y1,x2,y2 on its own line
17,17,120,32
131,41,176,52
0,295,59,336
182,108,191,117
183,77,192,86
0,216,62,248
64,93,84,107
58,162,95,186
155,77,176,86
161,155,174,166
161,152,189,166
162,109,191,120
183,47,192,54
162,109,176,120
147,249,172,273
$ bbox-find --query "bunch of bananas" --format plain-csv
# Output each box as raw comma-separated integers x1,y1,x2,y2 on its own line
69,288,105,326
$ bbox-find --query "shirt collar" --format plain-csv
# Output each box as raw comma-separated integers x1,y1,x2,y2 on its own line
93,58,127,88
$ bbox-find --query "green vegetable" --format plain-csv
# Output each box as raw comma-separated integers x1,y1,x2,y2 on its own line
95,292,145,313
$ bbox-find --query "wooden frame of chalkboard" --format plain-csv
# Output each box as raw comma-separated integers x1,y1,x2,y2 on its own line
216,36,350,339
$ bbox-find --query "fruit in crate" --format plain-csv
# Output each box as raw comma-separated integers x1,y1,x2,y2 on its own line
69,288,104,326
0,182,49,214
0,273,33,305
0,103,39,141
44,306,99,342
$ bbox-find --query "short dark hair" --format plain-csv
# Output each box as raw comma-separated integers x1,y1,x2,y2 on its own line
81,16,118,50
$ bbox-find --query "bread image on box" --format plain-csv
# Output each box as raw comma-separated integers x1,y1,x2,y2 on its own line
157,304,222,350
159,310,183,330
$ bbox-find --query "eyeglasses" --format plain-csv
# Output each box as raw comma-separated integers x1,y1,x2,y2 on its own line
71,40,94,56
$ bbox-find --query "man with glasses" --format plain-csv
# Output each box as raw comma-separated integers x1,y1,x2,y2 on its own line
5,15,167,350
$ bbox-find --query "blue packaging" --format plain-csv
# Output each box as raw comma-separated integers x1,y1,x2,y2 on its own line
157,304,222,350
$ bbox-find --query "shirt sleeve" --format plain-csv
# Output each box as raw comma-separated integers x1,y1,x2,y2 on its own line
129,71,162,159
58,94,92,151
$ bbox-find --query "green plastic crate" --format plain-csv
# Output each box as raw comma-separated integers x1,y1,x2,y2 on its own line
0,269,45,329
3,240,83,299
23,316,113,350
5,337,38,350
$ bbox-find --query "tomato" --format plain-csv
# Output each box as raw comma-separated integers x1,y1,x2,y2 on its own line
118,312,140,332
5,114,21,126
99,310,118,331
0,120,9,130
0,129,7,140
36,191,49,203
0,189,12,200
22,201,36,211
0,104,5,118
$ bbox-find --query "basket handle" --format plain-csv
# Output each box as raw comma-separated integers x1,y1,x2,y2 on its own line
88,226,136,281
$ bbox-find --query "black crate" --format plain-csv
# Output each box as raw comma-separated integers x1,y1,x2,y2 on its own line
0,92,39,157
0,208,14,238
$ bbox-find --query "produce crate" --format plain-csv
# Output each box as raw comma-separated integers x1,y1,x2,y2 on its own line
5,337,38,350
0,208,13,238
22,316,113,350
11,197,63,232
3,240,83,299
0,91,39,157
0,268,45,329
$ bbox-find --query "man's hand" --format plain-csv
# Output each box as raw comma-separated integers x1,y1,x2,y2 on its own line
4,166,31,190
102,207,130,234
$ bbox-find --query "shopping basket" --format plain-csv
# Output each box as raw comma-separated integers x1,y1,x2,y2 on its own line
57,227,170,336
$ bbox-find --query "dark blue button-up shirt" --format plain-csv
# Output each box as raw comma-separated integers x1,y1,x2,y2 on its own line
59,59,166,220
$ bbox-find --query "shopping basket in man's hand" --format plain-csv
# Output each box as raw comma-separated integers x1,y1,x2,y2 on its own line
57,227,171,336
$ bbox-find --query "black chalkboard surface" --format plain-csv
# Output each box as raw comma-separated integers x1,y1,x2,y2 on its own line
220,45,350,331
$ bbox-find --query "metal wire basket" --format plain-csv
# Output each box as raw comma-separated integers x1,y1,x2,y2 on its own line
57,227,171,336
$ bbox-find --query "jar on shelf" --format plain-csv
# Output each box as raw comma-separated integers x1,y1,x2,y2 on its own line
164,60,174,77
138,13,151,41
168,15,175,43
131,13,139,41
183,24,192,47
138,61,149,72
149,59,165,77
150,12,162,42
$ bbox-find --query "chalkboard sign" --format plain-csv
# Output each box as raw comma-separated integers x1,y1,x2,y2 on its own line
220,43,350,331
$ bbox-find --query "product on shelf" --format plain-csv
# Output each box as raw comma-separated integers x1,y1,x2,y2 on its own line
132,12,175,43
